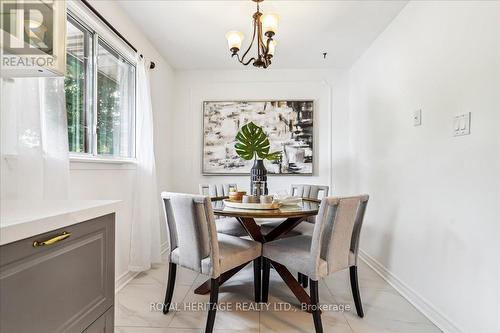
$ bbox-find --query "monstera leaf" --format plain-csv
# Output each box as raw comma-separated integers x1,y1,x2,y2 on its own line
234,122,281,161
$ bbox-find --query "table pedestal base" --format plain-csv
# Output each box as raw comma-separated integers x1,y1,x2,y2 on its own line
194,216,316,312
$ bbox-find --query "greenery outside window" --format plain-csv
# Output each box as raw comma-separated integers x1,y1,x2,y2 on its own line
65,12,136,160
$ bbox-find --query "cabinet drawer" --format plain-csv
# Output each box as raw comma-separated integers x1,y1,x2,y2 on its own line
0,214,115,333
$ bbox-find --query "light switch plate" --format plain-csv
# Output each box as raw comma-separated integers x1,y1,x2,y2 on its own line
413,109,422,126
453,112,471,136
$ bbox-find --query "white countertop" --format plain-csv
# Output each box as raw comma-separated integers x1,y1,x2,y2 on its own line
0,200,121,245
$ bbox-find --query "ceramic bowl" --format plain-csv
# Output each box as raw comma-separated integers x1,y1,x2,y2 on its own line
229,191,246,202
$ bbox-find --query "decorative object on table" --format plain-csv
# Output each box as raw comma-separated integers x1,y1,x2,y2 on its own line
274,196,302,206
228,191,246,202
225,0,279,69
242,195,259,204
234,122,281,194
252,176,265,197
223,199,281,210
202,101,314,175
260,195,273,204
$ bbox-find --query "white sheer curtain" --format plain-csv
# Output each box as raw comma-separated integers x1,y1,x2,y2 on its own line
0,77,69,200
128,56,161,271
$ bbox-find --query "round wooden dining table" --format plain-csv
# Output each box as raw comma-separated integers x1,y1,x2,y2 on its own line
194,197,321,310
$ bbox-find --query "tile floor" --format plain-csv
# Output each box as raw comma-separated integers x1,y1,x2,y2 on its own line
115,255,442,333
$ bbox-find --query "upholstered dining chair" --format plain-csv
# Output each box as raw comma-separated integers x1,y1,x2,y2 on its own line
260,184,329,229
289,184,329,222
199,183,236,198
261,195,369,333
161,192,262,333
199,183,248,237
260,184,329,287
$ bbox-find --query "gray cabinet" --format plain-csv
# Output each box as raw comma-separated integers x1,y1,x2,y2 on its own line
0,214,115,333
83,307,114,333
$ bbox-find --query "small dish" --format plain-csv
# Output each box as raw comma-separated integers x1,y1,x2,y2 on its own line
228,191,246,202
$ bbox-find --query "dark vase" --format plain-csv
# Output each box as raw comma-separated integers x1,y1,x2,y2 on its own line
250,159,268,196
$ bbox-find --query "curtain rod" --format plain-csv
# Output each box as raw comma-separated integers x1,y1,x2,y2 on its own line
80,0,156,70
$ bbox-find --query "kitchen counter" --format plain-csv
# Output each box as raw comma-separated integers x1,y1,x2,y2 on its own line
0,200,121,245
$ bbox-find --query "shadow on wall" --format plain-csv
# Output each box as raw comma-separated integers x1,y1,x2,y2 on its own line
362,205,398,271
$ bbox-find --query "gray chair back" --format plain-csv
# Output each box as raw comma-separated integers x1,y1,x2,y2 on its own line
290,184,329,223
161,192,221,276
199,184,237,197
290,184,329,199
310,195,369,276
199,184,237,220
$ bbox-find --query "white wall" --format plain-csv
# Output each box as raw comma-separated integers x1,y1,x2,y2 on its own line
168,68,352,195
349,1,500,332
70,0,174,284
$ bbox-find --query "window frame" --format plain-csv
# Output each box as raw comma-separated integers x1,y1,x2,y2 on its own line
66,8,137,163
66,14,93,156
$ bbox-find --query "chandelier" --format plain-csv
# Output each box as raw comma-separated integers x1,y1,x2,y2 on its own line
225,0,279,68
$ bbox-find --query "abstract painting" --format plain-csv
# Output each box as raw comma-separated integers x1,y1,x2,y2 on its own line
202,100,314,175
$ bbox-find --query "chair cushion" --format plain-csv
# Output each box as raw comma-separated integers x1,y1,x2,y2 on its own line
201,233,262,275
215,217,248,237
263,235,327,280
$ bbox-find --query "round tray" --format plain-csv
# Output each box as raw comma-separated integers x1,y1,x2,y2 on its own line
223,199,281,210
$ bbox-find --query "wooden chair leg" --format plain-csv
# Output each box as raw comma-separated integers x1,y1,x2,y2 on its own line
163,263,177,314
262,258,270,303
350,266,364,318
253,258,262,303
310,279,323,333
205,277,220,333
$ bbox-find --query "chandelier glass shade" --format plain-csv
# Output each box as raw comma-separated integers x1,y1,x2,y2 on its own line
225,0,279,68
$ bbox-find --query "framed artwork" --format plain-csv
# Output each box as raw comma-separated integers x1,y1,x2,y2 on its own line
202,100,314,175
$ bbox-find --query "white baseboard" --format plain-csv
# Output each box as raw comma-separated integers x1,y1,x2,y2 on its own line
359,249,463,333
115,270,141,293
115,242,170,293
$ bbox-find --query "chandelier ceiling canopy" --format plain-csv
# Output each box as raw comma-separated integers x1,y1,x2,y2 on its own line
225,0,279,69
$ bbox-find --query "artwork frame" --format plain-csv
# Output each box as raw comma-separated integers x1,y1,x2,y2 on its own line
202,100,314,176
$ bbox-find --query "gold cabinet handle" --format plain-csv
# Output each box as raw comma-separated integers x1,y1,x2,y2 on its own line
33,232,71,247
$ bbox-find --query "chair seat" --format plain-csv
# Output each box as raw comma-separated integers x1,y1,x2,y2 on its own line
203,233,261,275
263,235,327,280
170,233,261,275
215,217,248,237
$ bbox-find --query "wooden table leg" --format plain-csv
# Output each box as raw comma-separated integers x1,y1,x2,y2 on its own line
194,262,249,295
265,217,306,241
236,217,265,242
270,260,319,313
194,216,313,302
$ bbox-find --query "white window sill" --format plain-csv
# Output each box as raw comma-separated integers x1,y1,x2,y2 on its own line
69,155,137,164
69,155,137,170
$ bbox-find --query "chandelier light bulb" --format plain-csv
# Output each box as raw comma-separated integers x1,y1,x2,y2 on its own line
225,31,244,52
267,40,277,57
261,13,279,36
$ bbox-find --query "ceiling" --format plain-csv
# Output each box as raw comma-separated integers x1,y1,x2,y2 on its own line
116,0,407,70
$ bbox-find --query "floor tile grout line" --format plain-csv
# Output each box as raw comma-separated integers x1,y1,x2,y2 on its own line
167,270,202,329
118,263,441,332
322,276,356,333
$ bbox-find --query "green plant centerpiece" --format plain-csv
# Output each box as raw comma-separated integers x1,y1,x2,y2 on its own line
234,122,281,196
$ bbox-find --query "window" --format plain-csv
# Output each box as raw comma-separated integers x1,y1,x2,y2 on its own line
65,12,136,159
65,17,92,154
96,40,136,157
